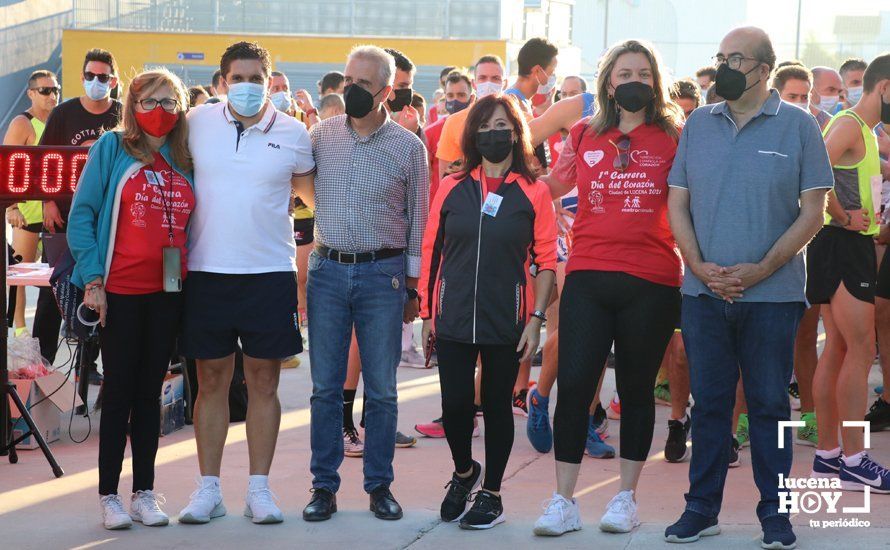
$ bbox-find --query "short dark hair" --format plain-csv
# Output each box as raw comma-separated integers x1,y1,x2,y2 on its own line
563,75,587,92
517,38,558,76
752,33,777,71
439,66,457,83
446,72,473,91
863,53,890,93
839,58,868,78
188,85,208,107
695,66,717,80
705,84,723,104
384,48,416,74
28,69,55,87
411,92,426,112
220,41,271,79
475,55,505,72
83,48,117,75
777,59,804,69
671,78,702,107
319,71,345,93
211,69,223,89
771,65,812,92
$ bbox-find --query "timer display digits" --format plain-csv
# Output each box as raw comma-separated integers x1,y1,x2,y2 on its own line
0,146,91,201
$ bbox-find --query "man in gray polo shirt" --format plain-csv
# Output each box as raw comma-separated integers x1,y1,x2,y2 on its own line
663,27,833,548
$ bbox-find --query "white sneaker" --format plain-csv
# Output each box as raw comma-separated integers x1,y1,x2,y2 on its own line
100,494,133,530
599,490,640,533
344,426,364,457
131,490,169,526
244,487,284,524
399,348,426,368
179,479,227,524
533,493,582,536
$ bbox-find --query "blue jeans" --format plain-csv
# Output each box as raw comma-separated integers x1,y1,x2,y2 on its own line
681,295,804,522
307,251,405,493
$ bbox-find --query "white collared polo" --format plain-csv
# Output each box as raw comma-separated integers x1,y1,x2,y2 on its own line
187,101,315,274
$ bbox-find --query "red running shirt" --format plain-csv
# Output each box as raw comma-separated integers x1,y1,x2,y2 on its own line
551,118,682,287
106,153,195,294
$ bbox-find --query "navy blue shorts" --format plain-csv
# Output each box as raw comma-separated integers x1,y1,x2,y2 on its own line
181,271,302,360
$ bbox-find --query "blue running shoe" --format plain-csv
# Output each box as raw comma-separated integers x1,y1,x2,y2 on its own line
760,515,796,550
664,510,720,543
811,454,840,479
526,388,553,453
840,454,890,494
586,415,615,458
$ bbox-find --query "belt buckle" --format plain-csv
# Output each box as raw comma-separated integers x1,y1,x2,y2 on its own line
343,252,357,264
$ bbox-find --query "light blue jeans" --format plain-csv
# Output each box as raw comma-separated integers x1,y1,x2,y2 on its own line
307,250,405,493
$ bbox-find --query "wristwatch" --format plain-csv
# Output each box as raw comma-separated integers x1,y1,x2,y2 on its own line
406,287,419,301
531,310,547,322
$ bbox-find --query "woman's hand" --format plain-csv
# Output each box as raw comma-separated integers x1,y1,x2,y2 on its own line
553,200,575,236
517,317,542,363
421,319,434,357
6,207,25,229
83,278,107,327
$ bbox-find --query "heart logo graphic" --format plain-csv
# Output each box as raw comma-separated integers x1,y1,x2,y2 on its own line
583,150,604,167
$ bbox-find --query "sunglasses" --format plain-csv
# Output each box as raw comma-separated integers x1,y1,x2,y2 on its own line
609,134,631,171
84,71,113,83
30,86,60,96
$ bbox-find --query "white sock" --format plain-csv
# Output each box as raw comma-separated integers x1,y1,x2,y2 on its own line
815,447,841,459
248,475,269,491
401,322,414,351
201,476,220,489
843,451,867,467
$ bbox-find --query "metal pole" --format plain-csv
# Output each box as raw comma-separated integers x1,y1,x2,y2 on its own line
212,0,219,33
603,0,609,51
794,0,802,59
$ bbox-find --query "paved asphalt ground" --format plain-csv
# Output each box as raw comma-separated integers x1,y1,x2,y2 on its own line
1,309,888,549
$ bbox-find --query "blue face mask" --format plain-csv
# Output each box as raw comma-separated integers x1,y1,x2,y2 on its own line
227,82,266,117
270,91,291,112
83,78,110,101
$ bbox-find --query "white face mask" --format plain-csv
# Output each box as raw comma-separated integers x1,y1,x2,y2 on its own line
475,81,502,99
847,86,864,105
537,72,557,95
818,95,839,113
270,91,291,112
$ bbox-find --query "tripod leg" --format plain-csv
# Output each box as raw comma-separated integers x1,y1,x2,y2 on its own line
7,383,64,477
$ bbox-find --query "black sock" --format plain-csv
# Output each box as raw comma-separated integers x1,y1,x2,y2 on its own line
343,389,357,430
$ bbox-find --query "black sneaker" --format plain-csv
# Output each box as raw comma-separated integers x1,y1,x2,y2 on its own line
760,515,796,549
728,436,741,468
512,389,528,417
459,491,505,530
664,510,720,543
665,415,691,463
440,460,482,522
865,397,890,432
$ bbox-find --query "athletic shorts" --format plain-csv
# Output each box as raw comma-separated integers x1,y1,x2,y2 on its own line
877,248,890,300
293,217,314,246
181,271,302,360
806,226,876,305
22,222,43,234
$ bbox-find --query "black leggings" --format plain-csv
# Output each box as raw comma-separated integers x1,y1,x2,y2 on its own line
553,271,679,463
438,338,520,492
98,291,183,495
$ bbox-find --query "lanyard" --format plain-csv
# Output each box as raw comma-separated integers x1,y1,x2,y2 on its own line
149,158,175,246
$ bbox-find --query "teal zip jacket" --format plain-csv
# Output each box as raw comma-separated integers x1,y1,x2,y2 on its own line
67,130,195,289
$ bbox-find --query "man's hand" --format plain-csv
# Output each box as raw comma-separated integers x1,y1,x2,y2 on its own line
421,319,434,357
554,200,575,236
876,125,890,158
517,317,542,363
878,224,890,246
403,293,419,323
844,209,871,232
707,263,770,302
43,200,64,233
396,106,420,133
6,207,25,229
692,262,742,302
294,89,314,113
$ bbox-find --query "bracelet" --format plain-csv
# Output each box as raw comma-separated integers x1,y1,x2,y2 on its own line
306,108,318,117
844,212,852,227
85,282,104,292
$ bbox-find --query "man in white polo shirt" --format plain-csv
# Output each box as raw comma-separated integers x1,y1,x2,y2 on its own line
178,41,315,525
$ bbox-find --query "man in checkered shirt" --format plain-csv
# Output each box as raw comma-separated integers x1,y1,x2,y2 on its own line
303,45,429,523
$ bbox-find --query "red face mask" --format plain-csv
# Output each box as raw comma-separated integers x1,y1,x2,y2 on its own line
134,106,179,137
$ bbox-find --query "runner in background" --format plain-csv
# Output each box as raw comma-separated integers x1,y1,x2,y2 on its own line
317,93,345,120
695,66,716,94
318,70,345,97
204,69,226,104
839,58,867,110
3,69,59,337
188,85,209,108
428,65,457,126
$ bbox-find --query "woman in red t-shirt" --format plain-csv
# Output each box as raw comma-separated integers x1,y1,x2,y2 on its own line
69,69,194,530
533,40,684,536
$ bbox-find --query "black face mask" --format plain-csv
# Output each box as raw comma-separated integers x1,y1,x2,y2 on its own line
477,129,513,163
387,88,414,113
613,82,655,113
445,99,470,114
714,62,761,101
882,95,890,124
344,83,381,119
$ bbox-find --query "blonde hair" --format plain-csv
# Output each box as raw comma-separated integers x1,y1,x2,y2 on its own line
120,68,192,172
590,39,683,141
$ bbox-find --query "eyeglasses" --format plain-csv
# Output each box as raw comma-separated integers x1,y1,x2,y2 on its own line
712,55,761,71
609,134,631,171
138,98,179,113
84,71,113,83
30,86,60,96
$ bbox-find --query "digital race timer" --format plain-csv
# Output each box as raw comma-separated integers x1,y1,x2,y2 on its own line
0,146,90,201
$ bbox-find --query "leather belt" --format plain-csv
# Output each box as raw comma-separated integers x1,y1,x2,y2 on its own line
316,245,404,264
